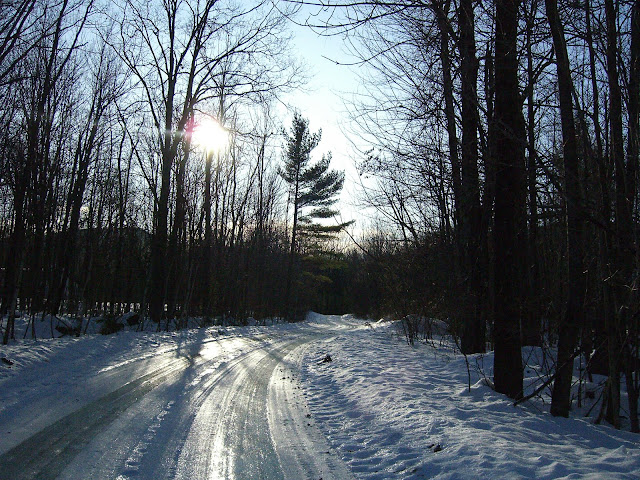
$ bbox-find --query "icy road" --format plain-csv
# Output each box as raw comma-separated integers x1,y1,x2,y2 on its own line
3,313,639,480
0,317,357,480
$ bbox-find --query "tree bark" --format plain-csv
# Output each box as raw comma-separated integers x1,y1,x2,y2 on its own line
431,0,461,232
457,0,485,354
604,0,625,429
545,0,586,418
624,0,640,433
492,0,525,400
523,0,541,347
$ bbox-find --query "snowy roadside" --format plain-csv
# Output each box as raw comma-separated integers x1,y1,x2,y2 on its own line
301,318,640,479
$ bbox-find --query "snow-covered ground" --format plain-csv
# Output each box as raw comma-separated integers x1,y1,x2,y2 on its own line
301,315,640,479
1,312,638,479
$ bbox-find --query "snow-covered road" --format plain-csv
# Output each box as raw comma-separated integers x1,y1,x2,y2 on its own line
0,320,355,480
2,313,639,479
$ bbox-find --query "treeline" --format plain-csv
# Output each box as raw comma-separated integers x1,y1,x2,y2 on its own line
323,0,639,430
0,1,353,337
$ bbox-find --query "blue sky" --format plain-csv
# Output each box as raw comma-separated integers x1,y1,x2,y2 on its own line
284,10,363,226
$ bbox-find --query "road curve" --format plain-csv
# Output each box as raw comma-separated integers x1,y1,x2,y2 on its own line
0,332,354,480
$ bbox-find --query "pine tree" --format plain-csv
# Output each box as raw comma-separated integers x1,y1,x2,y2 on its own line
280,113,350,318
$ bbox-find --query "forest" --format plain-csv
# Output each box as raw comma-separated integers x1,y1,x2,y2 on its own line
0,0,639,432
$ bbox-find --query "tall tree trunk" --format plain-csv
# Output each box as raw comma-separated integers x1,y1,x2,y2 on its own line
431,0,462,231
458,0,485,354
255,132,268,319
149,143,173,327
584,0,613,385
285,172,300,320
604,0,626,428
203,150,213,316
524,0,541,347
624,0,640,433
482,37,497,349
167,145,190,319
492,0,525,400
545,0,586,418
113,131,132,318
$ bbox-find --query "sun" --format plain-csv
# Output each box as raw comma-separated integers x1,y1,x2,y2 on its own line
191,117,229,154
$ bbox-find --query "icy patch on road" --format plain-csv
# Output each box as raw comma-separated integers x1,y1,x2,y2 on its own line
301,319,640,479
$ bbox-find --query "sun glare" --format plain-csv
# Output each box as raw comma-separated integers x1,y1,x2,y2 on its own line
192,117,229,154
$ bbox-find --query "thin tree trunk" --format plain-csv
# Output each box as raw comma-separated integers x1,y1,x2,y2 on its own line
203,150,213,316
431,0,462,231
624,0,640,433
605,0,626,429
285,173,300,320
545,0,586,418
482,37,497,349
583,0,613,386
149,145,173,326
524,0,541,347
167,145,190,319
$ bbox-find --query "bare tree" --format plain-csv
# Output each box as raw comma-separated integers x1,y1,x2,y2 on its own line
47,43,123,317
113,0,298,325
0,0,48,87
545,0,586,418
2,0,94,343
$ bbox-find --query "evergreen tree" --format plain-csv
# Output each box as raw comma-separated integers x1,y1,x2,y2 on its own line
280,112,350,317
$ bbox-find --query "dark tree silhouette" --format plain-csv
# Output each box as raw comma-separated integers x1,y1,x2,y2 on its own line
280,112,349,317
492,0,525,400
545,0,586,419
